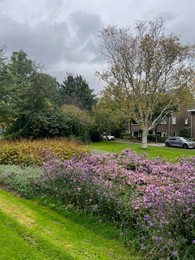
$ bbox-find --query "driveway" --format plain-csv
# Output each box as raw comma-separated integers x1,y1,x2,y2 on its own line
148,142,165,147
114,139,165,147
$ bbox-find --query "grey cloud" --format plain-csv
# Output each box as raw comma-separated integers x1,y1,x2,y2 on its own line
156,11,178,21
0,0,193,93
0,9,104,68
82,38,107,64
70,10,103,41
64,10,105,65
165,12,195,44
45,0,63,9
0,15,70,65
0,13,105,89
40,0,64,20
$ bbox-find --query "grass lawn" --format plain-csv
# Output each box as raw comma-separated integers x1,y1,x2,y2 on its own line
0,189,140,260
90,141,195,161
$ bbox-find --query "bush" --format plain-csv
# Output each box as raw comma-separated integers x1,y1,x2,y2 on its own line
147,134,156,142
89,128,102,142
179,127,191,139
0,139,89,166
0,165,41,198
111,129,123,138
6,106,95,143
6,109,68,139
61,105,94,143
120,132,130,139
159,136,168,143
147,134,162,142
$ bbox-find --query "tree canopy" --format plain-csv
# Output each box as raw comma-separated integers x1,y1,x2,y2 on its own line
59,74,96,111
98,18,195,148
92,88,127,136
0,49,96,140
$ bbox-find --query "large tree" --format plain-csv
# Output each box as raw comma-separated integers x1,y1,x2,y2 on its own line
7,50,58,112
92,94,126,137
0,46,6,68
97,85,135,136
59,74,96,111
3,50,59,138
98,18,195,148
0,45,17,128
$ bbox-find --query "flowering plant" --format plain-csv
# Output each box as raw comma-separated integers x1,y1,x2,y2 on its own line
38,149,195,258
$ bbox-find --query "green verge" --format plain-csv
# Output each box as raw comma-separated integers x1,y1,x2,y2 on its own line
0,189,140,260
90,141,195,161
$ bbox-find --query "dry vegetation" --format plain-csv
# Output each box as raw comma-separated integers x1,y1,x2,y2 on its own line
0,138,89,166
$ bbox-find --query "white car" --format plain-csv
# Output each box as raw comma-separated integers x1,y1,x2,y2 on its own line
102,135,115,141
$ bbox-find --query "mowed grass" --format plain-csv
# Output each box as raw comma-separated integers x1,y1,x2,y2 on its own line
90,141,195,161
0,189,139,260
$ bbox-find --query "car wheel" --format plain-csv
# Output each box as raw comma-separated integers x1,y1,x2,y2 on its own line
165,142,170,147
183,143,188,149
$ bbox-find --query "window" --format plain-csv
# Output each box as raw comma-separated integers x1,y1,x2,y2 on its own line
161,118,167,124
133,131,139,137
170,137,176,140
172,116,176,125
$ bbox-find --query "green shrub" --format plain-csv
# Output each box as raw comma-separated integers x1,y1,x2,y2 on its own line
120,133,130,139
159,136,168,143
179,127,191,139
147,134,155,142
0,165,41,198
61,105,94,143
6,106,95,143
6,108,68,139
147,134,161,142
89,128,102,142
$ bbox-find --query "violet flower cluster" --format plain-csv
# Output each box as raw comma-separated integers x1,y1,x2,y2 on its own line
40,149,195,258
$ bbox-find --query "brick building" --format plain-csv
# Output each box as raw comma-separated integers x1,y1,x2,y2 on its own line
130,108,195,139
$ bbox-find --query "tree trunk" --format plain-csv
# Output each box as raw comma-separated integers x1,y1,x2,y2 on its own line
155,126,158,143
141,127,148,149
128,119,131,137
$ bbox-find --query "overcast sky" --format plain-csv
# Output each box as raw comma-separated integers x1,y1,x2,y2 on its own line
0,0,194,93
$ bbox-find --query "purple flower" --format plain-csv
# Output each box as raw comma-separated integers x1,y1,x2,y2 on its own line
172,251,178,257
39,148,195,259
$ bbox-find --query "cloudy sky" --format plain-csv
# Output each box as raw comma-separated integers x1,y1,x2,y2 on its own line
0,0,194,93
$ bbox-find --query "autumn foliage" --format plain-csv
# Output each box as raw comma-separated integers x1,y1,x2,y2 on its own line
0,139,89,166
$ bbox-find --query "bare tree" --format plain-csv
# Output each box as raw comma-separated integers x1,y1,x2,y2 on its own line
98,18,195,148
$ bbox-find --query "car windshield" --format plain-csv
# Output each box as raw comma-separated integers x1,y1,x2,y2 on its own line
180,137,190,142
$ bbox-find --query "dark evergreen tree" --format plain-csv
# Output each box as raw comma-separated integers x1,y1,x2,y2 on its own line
59,74,96,111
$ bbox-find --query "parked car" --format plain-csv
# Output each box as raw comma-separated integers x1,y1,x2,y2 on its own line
102,135,115,141
165,137,195,149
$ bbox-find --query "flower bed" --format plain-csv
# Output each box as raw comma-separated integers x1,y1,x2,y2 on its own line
39,149,195,259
